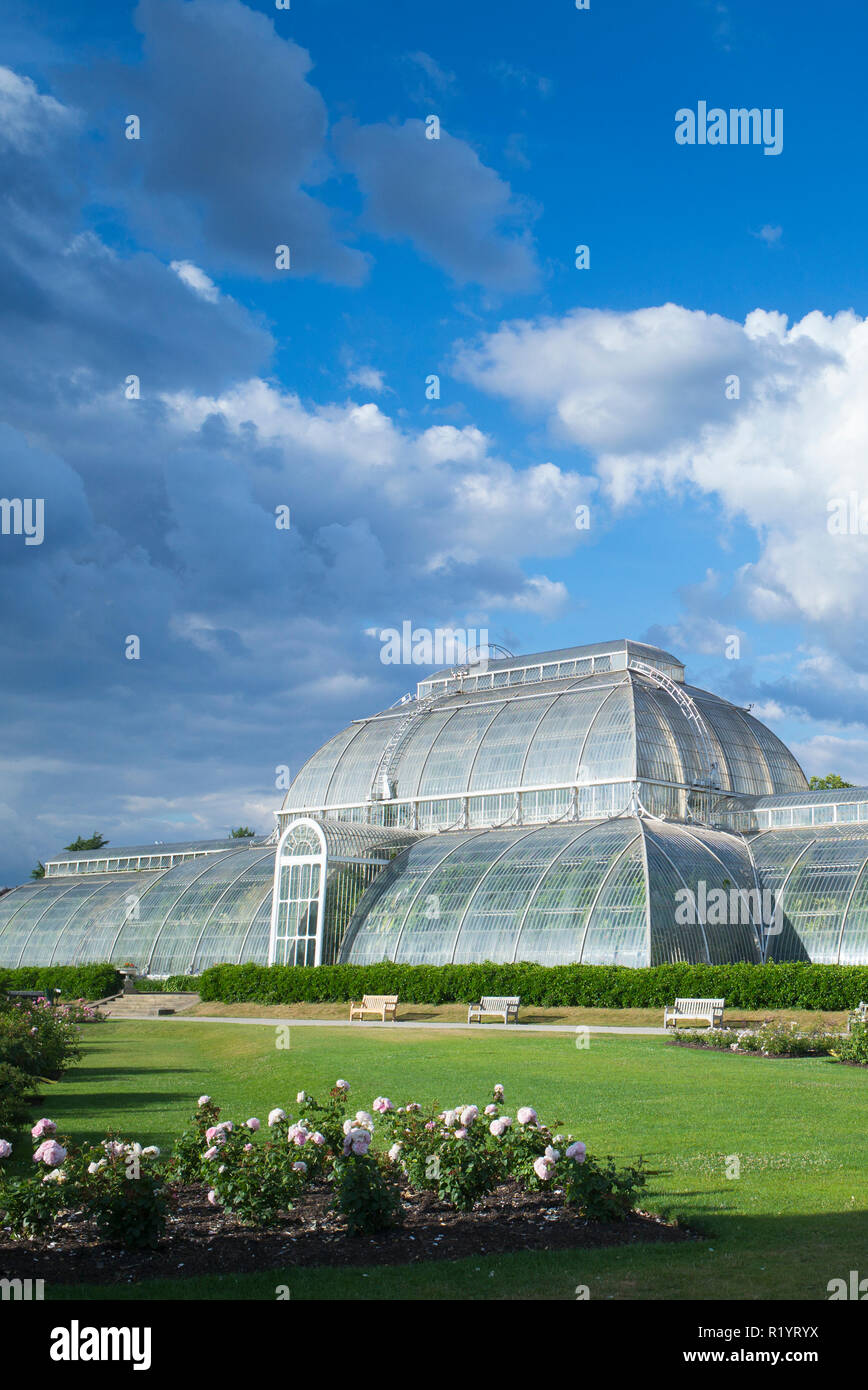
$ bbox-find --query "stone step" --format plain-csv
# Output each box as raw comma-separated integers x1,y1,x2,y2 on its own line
99,992,200,1019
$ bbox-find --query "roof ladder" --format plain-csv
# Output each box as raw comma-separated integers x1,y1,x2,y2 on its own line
368,689,444,802
628,660,720,790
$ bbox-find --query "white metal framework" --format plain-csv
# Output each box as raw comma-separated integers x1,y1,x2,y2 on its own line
268,818,420,967
627,660,720,790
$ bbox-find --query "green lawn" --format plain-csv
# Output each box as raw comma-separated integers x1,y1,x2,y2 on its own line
21,1020,868,1301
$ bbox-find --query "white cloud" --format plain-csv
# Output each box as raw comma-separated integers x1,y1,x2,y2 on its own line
161,378,592,576
171,259,220,302
456,303,868,649
754,224,782,245
789,735,868,787
0,66,74,152
346,364,386,393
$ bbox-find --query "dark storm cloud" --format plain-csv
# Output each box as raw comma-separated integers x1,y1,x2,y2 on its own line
0,22,578,886
60,0,368,284
334,118,540,292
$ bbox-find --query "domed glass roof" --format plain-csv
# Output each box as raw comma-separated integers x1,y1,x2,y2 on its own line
283,665,807,818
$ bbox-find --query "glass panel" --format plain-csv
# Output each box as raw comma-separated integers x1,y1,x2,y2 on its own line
325,719,398,806
417,706,500,797
515,821,640,964
580,839,647,966
522,687,614,787
454,826,601,964
470,698,559,792
152,851,276,975
283,724,365,810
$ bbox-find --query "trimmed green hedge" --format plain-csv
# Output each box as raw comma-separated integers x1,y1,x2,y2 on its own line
196,961,868,1011
0,965,121,1001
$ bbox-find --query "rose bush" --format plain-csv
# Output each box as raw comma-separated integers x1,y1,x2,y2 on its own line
831,1018,868,1065
0,1121,168,1247
670,1018,840,1057
0,1078,650,1245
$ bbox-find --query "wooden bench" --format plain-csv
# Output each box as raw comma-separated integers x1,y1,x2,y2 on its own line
4,989,60,1006
349,994,398,1022
664,997,725,1029
467,995,520,1025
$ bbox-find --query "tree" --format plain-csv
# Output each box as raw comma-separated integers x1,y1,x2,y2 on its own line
230,826,256,838
63,832,110,852
31,862,45,880
808,774,854,790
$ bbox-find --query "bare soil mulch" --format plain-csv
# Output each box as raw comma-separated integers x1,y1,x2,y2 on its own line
667,1039,836,1059
0,1181,694,1286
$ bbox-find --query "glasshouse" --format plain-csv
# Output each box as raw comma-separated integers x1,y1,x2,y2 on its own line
4,637,868,971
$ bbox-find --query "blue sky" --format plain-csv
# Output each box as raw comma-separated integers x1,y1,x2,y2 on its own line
1,0,867,882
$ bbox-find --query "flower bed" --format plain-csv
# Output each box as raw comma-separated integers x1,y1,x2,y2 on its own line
830,1019,868,1066
0,1082,670,1272
0,995,104,1135
668,1017,841,1058
0,1179,692,1285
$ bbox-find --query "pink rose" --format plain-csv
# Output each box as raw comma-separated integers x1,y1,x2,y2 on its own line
243,1143,254,1153
460,1106,478,1126
0,1140,12,1159
484,1104,497,1116
33,1140,66,1166
267,1109,286,1126
373,1097,393,1113
31,1118,57,1140
310,1132,326,1146
245,1118,260,1131
516,1107,537,1126
207,1189,219,1206
197,1095,211,1106
203,1146,219,1160
335,1079,350,1091
489,1119,508,1138
566,1141,586,1163
349,1129,371,1156
454,1127,468,1139
533,1156,553,1181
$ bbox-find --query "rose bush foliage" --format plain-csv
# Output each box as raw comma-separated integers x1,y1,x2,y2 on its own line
0,1079,648,1246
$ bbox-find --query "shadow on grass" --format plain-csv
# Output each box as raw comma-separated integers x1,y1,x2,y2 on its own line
40,1207,868,1302
65,1067,197,1080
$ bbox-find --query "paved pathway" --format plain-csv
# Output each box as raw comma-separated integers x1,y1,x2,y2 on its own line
113,1014,667,1036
